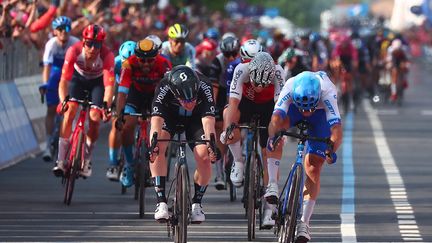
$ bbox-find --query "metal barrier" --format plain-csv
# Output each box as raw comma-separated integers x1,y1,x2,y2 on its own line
0,38,41,82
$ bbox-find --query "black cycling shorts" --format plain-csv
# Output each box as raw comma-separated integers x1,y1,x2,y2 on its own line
69,70,104,107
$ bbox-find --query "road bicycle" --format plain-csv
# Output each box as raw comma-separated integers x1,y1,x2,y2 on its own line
117,110,153,218
272,121,333,243
151,129,216,243
58,91,107,205
225,115,268,241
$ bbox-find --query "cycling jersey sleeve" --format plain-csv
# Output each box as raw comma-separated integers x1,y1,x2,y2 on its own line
273,76,294,119
316,71,341,127
42,38,55,65
118,60,132,94
151,80,171,118
103,51,115,87
61,45,78,82
196,80,216,118
114,56,123,84
273,64,286,102
228,63,247,101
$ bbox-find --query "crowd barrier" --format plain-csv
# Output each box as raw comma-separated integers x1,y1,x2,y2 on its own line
0,39,44,169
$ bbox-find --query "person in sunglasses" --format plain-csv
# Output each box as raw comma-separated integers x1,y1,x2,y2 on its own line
207,34,240,190
160,23,196,68
114,39,172,187
149,65,217,223
52,24,115,178
266,71,342,241
39,16,79,162
220,51,285,227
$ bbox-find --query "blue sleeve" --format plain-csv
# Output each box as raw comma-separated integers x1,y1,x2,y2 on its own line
225,58,241,96
114,56,122,84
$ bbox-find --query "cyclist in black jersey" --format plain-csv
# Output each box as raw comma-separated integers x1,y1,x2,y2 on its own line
149,65,217,223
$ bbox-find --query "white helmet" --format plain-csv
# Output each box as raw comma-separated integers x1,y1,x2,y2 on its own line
240,39,263,61
145,34,162,50
248,52,275,87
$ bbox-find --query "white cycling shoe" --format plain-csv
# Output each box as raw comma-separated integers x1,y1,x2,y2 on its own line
230,162,244,187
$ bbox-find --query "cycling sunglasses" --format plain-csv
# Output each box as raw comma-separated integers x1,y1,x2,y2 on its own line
172,38,186,44
223,51,237,58
56,25,70,33
84,41,102,49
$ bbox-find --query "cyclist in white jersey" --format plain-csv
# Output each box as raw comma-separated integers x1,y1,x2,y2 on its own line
40,16,79,161
266,71,343,241
160,23,196,68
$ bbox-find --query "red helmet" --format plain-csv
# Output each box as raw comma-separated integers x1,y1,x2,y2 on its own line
82,24,106,41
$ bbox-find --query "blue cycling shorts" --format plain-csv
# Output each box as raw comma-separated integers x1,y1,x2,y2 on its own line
287,104,331,159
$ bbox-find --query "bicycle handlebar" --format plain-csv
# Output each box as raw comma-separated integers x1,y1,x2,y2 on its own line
224,123,267,144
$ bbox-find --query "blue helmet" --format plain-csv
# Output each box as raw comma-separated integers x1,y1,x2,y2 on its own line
206,27,219,41
119,41,136,61
292,71,321,111
52,16,71,31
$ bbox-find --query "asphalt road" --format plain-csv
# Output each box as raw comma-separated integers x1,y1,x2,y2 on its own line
1,60,431,242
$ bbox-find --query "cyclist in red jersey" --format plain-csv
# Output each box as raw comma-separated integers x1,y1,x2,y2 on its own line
53,24,115,178
115,39,172,187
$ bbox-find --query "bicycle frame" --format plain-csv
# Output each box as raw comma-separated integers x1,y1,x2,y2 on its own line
66,104,88,172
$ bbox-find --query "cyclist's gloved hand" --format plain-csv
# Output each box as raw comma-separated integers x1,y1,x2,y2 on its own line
38,84,48,94
326,152,337,164
219,131,227,145
56,101,68,115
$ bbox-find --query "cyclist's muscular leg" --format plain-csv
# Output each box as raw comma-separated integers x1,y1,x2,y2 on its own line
303,153,325,201
193,144,212,185
150,129,170,177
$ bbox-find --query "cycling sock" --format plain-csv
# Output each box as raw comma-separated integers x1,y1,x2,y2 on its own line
192,183,208,204
108,148,119,166
85,138,95,161
123,145,134,166
228,141,243,163
215,159,223,178
267,158,280,184
57,137,70,161
301,199,316,225
45,134,53,150
153,176,166,203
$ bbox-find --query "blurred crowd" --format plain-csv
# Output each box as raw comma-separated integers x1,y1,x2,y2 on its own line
0,0,267,53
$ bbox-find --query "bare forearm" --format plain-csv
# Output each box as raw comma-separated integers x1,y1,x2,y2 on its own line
42,65,51,83
115,92,126,115
58,79,68,102
330,124,343,151
223,98,240,129
202,116,216,139
268,113,284,137
103,85,114,107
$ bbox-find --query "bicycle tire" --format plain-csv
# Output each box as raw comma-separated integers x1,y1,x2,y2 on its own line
174,165,188,243
64,130,84,205
224,150,236,202
279,165,303,243
256,155,264,229
247,151,257,241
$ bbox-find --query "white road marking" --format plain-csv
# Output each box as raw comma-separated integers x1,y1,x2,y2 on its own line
363,100,423,242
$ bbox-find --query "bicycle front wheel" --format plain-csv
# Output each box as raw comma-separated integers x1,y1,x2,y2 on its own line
279,165,303,243
174,164,189,243
137,161,147,218
63,130,84,205
247,151,257,241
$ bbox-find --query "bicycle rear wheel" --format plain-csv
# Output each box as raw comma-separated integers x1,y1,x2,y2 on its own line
137,161,146,218
174,164,188,243
63,131,84,205
247,151,257,241
278,165,303,243
224,150,236,202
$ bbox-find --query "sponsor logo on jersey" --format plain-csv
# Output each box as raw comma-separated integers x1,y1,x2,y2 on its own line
324,100,336,116
277,92,291,107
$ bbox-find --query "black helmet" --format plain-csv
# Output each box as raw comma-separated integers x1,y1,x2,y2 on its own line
220,36,240,53
168,65,199,101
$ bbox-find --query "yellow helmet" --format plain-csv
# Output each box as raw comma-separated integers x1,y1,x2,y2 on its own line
168,23,189,39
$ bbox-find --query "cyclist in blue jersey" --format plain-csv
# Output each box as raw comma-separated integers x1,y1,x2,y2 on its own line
266,71,343,241
40,16,79,161
106,40,136,180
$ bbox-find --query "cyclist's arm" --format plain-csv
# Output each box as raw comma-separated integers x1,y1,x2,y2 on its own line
202,116,216,141
115,60,132,115
269,77,294,137
273,64,286,102
224,64,244,130
42,39,54,85
150,82,170,144
42,64,51,85
320,73,342,151
102,51,115,108
59,46,77,102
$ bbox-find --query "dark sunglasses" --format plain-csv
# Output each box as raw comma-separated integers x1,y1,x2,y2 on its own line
223,51,237,58
56,25,70,33
84,41,102,49
172,38,186,44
